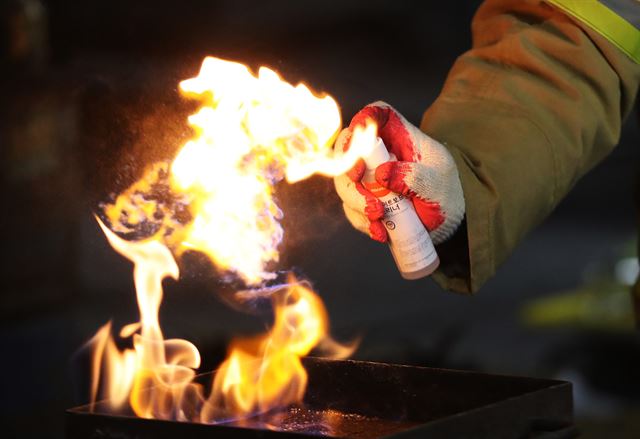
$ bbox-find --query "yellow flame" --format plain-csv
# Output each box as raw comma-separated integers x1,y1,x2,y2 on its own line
88,220,354,422
88,56,366,423
89,218,202,420
106,56,377,285
201,276,353,421
86,321,137,411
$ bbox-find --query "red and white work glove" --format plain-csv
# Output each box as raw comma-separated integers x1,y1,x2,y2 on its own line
334,101,465,245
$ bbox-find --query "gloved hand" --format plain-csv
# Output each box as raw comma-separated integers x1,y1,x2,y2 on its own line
334,101,465,245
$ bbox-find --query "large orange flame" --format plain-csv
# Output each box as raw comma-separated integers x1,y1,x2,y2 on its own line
106,56,376,285
202,277,341,421
87,56,370,423
89,219,201,420
88,219,354,421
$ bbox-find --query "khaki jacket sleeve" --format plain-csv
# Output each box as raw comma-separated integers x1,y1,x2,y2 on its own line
422,0,640,294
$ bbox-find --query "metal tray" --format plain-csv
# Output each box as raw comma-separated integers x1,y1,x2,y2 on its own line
66,357,576,438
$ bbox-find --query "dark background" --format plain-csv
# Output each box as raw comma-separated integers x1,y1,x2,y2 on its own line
1,1,639,438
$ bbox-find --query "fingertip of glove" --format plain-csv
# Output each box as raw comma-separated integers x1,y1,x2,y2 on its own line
412,198,445,232
364,197,384,221
336,127,353,152
369,221,388,243
374,162,393,185
350,104,390,130
346,159,366,182
375,161,408,195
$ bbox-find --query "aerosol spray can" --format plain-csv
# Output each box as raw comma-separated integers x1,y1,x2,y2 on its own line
362,138,439,279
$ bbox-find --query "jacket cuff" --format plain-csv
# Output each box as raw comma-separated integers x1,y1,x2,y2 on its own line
431,144,494,294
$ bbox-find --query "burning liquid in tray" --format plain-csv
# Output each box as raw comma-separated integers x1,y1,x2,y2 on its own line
226,406,421,438
89,221,351,422
85,57,374,423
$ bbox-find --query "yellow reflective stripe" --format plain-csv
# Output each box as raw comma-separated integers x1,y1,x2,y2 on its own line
547,0,640,63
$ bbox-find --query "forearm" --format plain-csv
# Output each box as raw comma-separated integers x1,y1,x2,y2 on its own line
423,0,640,293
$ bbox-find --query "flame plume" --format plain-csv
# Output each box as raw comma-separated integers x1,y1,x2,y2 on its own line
88,219,353,421
90,219,201,420
106,57,375,285
202,277,341,421
87,57,370,423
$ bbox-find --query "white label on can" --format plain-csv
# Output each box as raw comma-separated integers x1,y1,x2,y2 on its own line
380,193,438,273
